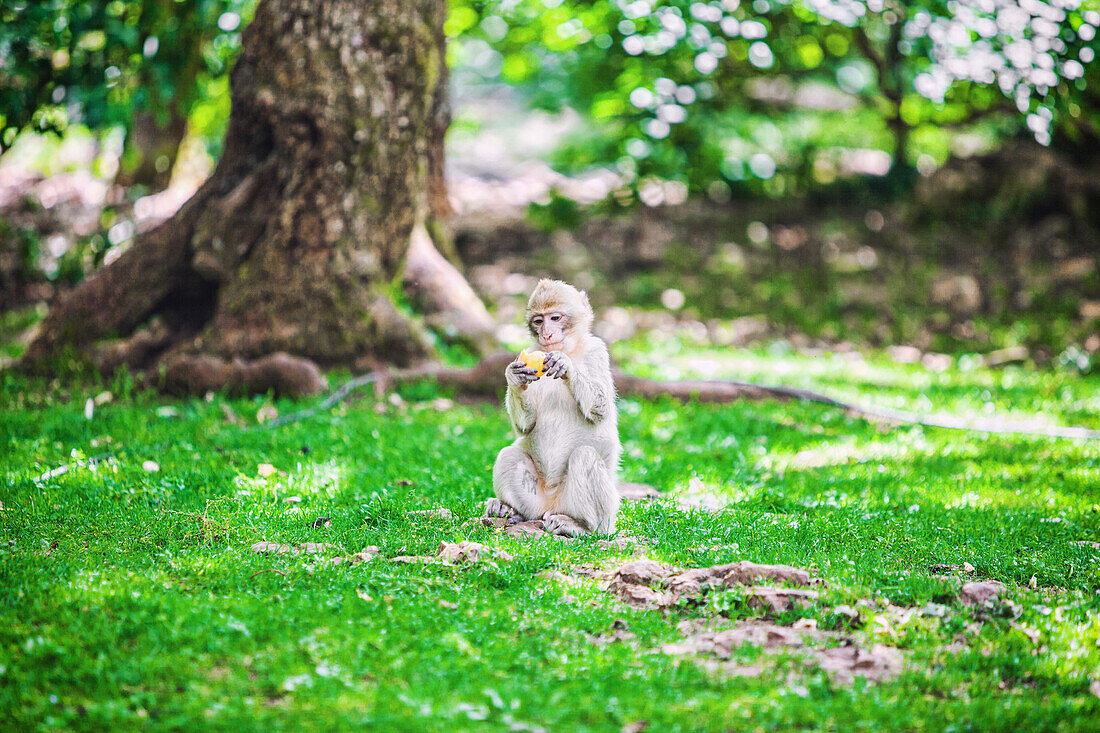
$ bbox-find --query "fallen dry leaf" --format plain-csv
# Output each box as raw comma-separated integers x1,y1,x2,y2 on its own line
1090,679,1100,699
331,546,380,566
389,542,513,565
612,583,678,609
250,541,339,557
356,589,373,601
832,605,861,625
589,626,637,646
536,570,587,588
257,463,277,478
221,403,244,426
930,562,973,575
437,541,512,564
719,561,821,587
816,643,904,684
662,620,827,657
251,541,295,555
1073,541,1100,550
439,600,458,609
256,405,278,423
959,580,1007,606
621,722,649,733
612,559,679,586
675,617,729,636
297,542,338,555
745,587,820,614
408,508,454,520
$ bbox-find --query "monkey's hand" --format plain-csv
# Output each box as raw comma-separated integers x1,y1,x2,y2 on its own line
506,360,540,388
543,351,573,379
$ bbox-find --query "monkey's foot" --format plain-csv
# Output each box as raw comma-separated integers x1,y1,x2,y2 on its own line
543,513,586,538
485,498,523,524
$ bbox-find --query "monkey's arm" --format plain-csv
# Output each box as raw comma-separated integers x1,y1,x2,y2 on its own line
506,386,537,434
504,361,538,434
561,339,615,424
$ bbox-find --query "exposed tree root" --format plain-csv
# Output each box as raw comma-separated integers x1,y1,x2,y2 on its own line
158,352,328,396
30,351,1100,485
263,352,1100,440
402,222,496,353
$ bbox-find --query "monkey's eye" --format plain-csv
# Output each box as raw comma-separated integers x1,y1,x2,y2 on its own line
550,314,561,322
532,317,543,326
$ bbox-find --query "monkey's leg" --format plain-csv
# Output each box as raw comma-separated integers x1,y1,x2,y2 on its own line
546,445,620,536
490,443,544,522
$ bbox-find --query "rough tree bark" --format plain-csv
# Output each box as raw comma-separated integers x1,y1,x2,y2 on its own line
115,109,189,192
21,0,493,394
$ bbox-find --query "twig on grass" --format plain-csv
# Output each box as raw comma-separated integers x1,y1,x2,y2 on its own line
249,568,288,579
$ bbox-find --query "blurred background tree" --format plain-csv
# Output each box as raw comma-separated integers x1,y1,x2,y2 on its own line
4,0,1095,195
449,0,1098,196
1,0,1098,365
0,0,251,189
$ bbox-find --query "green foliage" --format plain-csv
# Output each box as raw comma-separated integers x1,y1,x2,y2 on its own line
0,0,253,153
4,0,1096,199
2,345,1100,727
450,0,1100,196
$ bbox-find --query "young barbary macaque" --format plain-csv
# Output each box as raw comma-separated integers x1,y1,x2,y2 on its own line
487,279,621,536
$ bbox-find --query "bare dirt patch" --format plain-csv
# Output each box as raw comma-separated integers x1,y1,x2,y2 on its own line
663,619,904,683
604,559,825,611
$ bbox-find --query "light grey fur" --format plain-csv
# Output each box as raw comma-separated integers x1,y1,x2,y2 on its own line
491,334,621,535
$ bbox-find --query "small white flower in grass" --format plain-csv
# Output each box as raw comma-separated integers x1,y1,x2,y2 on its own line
258,463,277,478
142,460,160,472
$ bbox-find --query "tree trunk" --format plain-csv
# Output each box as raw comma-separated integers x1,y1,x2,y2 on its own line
21,0,493,393
115,109,188,191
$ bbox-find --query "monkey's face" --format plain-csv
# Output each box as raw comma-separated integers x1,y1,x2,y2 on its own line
530,311,574,352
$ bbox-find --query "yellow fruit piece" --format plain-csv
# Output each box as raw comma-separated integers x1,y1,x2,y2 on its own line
518,349,547,377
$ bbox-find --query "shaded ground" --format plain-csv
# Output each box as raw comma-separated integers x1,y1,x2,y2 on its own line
456,141,1100,364
3,125,1099,371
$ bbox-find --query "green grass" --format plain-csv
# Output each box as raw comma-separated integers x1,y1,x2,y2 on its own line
2,337,1099,730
